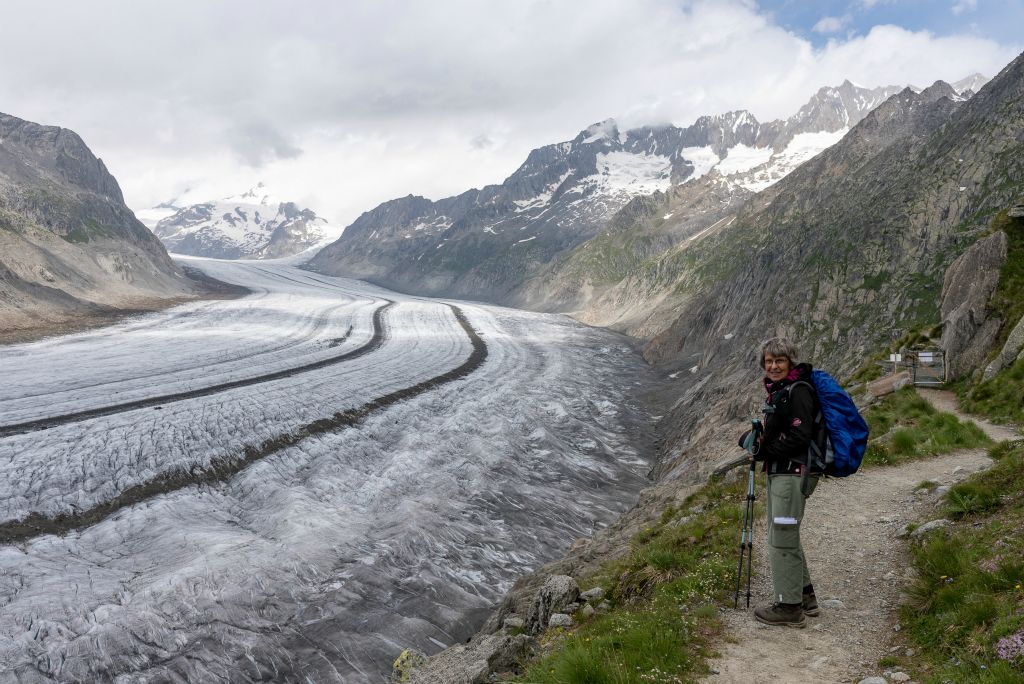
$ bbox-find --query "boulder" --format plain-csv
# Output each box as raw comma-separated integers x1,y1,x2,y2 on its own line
404,634,532,684
392,649,427,682
940,231,1007,381
580,587,606,603
502,616,525,631
911,519,951,537
548,613,573,628
866,371,912,398
1008,204,1024,218
525,575,580,634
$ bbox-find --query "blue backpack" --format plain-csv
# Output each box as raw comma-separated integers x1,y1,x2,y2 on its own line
789,369,869,477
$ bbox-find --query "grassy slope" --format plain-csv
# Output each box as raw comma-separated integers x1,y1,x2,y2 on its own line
896,441,1024,683
511,477,745,683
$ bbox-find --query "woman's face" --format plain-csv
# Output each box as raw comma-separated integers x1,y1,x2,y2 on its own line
763,353,792,383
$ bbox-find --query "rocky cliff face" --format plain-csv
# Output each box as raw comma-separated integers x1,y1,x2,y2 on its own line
940,232,1007,382
308,82,904,300
0,112,199,341
152,184,341,259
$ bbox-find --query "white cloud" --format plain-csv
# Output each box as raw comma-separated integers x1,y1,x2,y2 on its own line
813,16,848,33
0,0,1017,227
952,0,978,15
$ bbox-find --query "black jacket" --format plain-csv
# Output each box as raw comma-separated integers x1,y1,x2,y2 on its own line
744,362,818,475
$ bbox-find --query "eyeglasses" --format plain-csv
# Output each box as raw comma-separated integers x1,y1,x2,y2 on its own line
764,357,790,368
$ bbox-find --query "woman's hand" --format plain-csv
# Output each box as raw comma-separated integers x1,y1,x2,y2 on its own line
740,430,759,455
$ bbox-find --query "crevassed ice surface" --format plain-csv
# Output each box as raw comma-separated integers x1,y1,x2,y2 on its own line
0,259,660,683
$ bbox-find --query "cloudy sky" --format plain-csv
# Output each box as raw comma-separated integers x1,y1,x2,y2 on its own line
0,0,1020,227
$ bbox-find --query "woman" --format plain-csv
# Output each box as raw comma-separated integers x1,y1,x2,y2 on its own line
739,337,819,628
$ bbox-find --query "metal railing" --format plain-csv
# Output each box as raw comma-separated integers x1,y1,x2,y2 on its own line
910,350,945,386
885,349,945,386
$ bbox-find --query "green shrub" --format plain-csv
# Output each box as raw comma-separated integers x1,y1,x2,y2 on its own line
946,480,1002,517
891,428,918,454
989,440,1022,461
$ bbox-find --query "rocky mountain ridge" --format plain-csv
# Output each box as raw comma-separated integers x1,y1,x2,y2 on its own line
0,112,200,342
307,81,914,298
505,79,977,330
151,183,341,259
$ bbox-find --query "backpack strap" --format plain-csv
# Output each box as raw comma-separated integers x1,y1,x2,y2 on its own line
784,381,827,489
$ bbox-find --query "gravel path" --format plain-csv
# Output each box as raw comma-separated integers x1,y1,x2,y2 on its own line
702,389,1011,683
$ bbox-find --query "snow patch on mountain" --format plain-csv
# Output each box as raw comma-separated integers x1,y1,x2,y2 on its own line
514,171,572,213
592,150,672,195
728,128,849,192
715,144,774,176
680,146,720,181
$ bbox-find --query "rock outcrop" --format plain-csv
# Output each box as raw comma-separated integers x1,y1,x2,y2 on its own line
940,231,1007,381
401,634,531,684
984,314,1024,379
395,575,613,683
524,575,580,635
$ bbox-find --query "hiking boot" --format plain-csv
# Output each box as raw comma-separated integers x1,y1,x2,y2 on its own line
802,592,819,617
754,602,806,628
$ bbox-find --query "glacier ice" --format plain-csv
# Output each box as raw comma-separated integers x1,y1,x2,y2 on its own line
0,259,660,683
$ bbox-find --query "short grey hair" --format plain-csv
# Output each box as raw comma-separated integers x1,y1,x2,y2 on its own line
759,337,800,369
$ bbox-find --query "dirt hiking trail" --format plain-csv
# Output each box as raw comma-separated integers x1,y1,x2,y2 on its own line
702,390,1020,684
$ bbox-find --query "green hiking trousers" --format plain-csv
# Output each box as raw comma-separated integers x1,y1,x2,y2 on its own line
766,473,818,604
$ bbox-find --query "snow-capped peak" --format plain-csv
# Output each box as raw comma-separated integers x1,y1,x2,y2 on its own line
952,73,989,96
223,182,282,207
150,187,341,260
581,119,619,144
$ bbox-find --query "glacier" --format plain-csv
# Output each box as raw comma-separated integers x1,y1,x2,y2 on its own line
0,259,660,682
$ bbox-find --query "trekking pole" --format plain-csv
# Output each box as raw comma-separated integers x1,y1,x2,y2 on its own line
733,458,757,608
744,458,755,608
